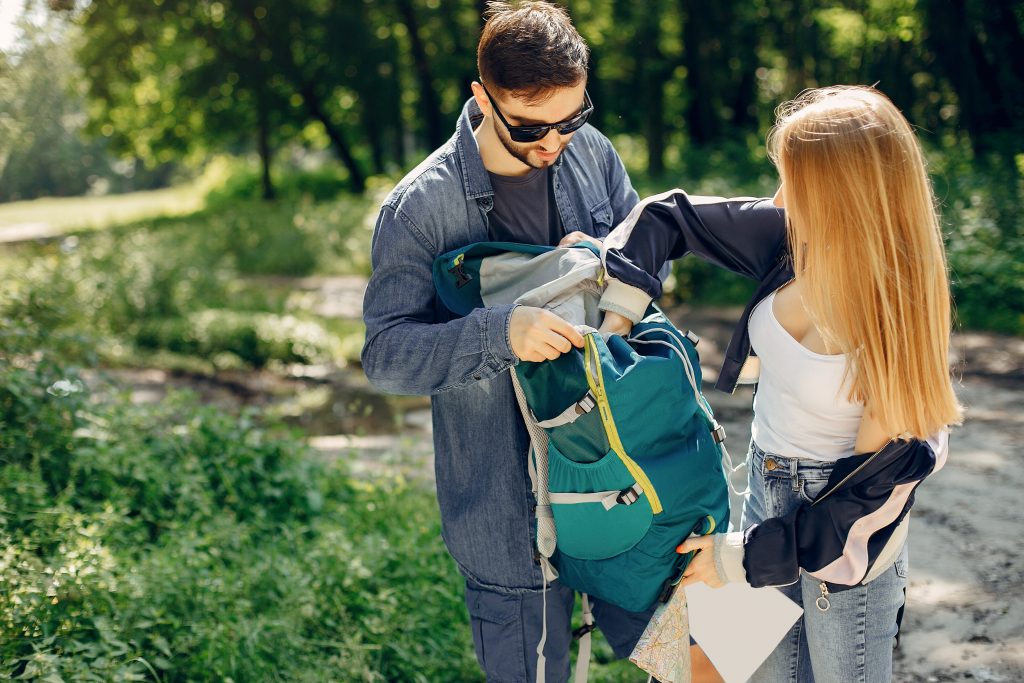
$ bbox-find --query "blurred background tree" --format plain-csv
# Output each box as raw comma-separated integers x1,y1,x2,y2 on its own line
0,0,1016,196
57,0,1021,187
0,11,173,200
0,0,1019,332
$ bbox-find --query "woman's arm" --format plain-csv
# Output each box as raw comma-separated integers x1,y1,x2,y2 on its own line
598,191,788,321
680,433,949,589
855,403,892,453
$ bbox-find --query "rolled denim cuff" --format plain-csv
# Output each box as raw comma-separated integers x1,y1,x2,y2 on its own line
598,278,652,324
484,302,519,370
713,532,748,584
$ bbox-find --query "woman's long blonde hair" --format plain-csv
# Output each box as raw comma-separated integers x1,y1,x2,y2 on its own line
767,86,962,439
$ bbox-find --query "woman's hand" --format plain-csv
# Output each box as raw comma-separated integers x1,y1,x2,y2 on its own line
676,535,726,589
599,311,633,336
558,231,601,248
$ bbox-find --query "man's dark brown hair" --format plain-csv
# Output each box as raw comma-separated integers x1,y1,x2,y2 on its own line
477,1,589,103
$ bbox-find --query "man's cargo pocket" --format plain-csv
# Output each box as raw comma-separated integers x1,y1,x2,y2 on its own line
464,584,525,683
548,445,654,560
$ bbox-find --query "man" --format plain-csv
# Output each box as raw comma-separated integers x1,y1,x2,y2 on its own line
361,2,656,680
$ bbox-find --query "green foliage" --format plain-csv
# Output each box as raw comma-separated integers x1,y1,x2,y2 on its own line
135,310,338,369
205,164,355,206
0,182,376,370
0,16,172,202
931,146,1024,335
0,298,478,682
69,0,1023,191
72,0,397,193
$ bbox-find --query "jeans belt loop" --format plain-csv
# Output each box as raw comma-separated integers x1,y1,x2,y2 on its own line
790,457,800,492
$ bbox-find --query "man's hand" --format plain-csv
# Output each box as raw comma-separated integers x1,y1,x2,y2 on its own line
558,231,601,248
599,310,634,336
676,535,725,589
510,306,585,362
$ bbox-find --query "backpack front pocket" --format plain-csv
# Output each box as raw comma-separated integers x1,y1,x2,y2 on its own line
547,444,654,560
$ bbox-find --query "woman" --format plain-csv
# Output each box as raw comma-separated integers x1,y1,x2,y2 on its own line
592,86,962,681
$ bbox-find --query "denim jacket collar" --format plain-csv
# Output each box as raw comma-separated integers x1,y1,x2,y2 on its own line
455,97,565,201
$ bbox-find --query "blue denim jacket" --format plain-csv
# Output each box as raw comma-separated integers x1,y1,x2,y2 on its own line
361,97,638,592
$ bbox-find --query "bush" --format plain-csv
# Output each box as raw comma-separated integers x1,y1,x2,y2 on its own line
134,310,339,368
204,164,353,207
932,146,1024,335
0,187,376,370
0,303,479,681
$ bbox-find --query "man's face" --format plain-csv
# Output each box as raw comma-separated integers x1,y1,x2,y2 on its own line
486,82,588,169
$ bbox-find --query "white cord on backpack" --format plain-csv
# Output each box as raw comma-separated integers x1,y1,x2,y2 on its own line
509,370,561,683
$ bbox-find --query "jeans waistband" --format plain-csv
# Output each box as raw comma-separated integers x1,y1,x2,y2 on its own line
751,441,836,479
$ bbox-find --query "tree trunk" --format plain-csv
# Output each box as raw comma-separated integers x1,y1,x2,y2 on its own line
256,97,275,200
391,52,408,169
638,7,666,176
439,2,477,95
238,5,366,191
681,0,720,145
475,0,489,28
727,6,758,131
365,108,386,176
923,0,1009,147
301,83,366,193
396,0,445,149
586,50,604,132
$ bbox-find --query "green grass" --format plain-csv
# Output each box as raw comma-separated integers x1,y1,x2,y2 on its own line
0,293,648,681
0,183,207,236
0,170,379,373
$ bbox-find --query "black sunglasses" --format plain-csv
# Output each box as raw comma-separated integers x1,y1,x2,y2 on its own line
482,84,594,143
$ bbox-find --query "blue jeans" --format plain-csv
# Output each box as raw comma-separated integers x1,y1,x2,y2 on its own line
742,443,909,683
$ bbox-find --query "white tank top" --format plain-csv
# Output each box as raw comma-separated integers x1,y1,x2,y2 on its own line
748,289,864,461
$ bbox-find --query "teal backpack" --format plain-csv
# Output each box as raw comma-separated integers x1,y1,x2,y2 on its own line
434,242,734,678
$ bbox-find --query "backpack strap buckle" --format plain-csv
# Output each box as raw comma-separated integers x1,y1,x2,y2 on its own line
575,393,596,415
617,483,643,506
617,484,641,506
534,392,596,429
598,483,644,510
711,421,727,444
572,623,597,640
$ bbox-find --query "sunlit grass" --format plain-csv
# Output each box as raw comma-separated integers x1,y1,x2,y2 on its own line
0,157,241,239
0,183,207,236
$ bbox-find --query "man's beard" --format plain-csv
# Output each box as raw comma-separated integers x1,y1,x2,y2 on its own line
493,117,560,169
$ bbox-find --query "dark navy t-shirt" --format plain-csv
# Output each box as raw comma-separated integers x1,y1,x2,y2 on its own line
487,167,563,246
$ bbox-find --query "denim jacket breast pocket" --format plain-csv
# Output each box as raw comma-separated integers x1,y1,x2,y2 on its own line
589,197,614,237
